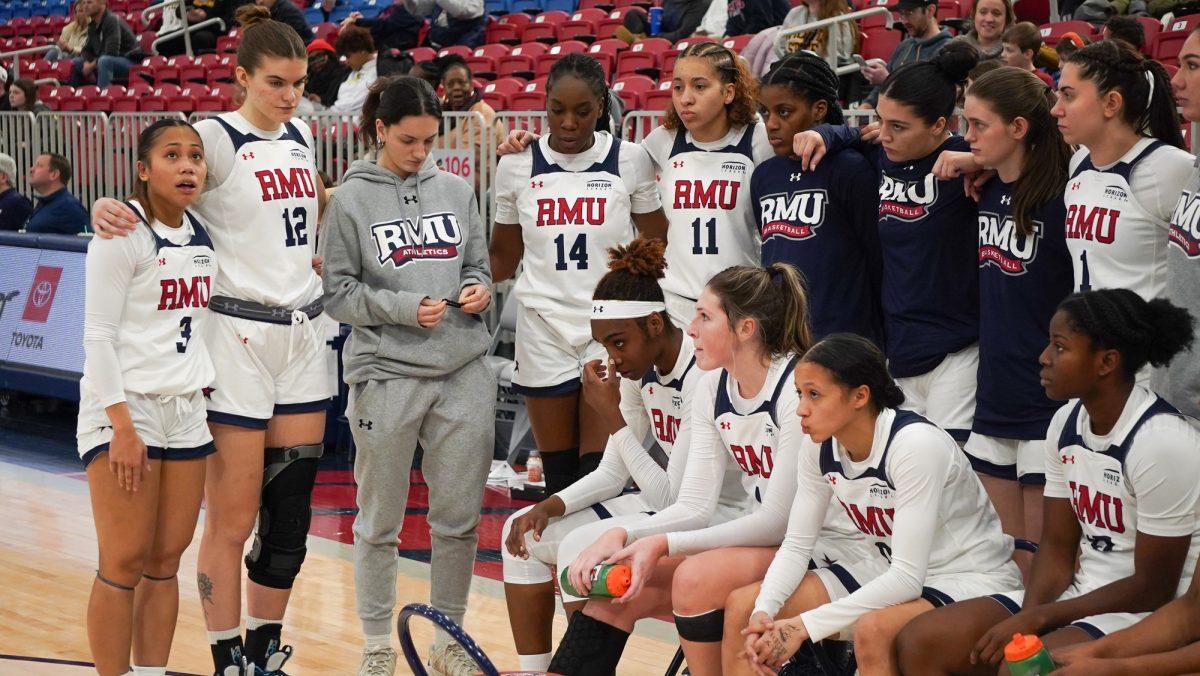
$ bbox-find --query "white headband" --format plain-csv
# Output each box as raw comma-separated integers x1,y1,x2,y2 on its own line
591,300,667,319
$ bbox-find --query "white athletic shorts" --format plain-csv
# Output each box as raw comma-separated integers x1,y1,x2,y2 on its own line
77,388,215,467
204,310,336,429
964,433,1048,485
502,493,654,595
510,302,605,396
664,291,698,330
989,585,1148,639
895,343,979,441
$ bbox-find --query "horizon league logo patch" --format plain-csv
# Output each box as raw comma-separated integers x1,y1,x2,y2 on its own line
370,212,462,268
759,190,828,241
978,211,1044,275
721,160,748,174
878,173,937,221
585,179,612,191
1169,189,1200,257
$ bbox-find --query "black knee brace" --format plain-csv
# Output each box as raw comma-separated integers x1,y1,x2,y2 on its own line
547,612,630,676
674,609,725,643
245,443,323,589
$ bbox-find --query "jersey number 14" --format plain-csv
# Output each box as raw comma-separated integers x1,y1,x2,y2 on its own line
555,233,589,271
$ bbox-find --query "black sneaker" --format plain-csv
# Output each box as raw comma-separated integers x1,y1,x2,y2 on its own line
252,644,293,675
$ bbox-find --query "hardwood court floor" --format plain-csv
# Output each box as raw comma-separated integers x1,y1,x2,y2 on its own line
0,448,678,675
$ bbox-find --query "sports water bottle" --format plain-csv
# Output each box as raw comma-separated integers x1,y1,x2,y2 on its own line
648,6,662,35
1004,634,1056,675
526,450,543,484
559,564,632,598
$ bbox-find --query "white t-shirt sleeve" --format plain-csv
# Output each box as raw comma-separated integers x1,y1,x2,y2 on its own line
555,442,634,514
611,378,674,508
753,437,832,618
492,152,528,225
194,118,234,195
641,125,672,173
1042,404,1074,500
798,425,951,642
1125,416,1200,537
623,370,724,541
1131,145,1196,227
666,387,802,556
82,231,148,407
622,141,662,214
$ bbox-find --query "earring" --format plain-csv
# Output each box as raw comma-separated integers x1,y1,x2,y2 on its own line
377,136,384,146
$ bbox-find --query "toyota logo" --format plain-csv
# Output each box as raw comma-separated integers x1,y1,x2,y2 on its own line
32,280,53,307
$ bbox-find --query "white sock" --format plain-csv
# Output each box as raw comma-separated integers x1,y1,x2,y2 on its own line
208,626,241,643
132,667,167,676
364,634,391,651
518,653,552,671
247,615,282,630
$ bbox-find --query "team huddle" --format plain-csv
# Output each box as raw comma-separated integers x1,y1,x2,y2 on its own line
72,4,1200,676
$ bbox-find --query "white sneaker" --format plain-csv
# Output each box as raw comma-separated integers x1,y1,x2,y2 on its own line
427,643,481,676
358,646,397,676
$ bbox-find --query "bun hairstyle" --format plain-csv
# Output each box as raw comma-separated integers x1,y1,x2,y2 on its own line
547,53,612,134
234,4,307,74
881,39,979,125
593,238,670,327
361,76,442,148
761,51,844,125
1058,289,1196,379
967,67,1071,236
1063,40,1185,149
663,41,759,132
802,334,906,410
705,263,814,359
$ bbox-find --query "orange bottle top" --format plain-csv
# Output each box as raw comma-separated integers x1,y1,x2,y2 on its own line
607,564,632,597
1004,633,1046,662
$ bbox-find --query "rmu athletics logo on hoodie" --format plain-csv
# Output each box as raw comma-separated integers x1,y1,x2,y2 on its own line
370,212,463,267
1169,188,1200,257
879,173,937,221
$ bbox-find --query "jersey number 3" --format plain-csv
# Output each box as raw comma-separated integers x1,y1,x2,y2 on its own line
177,316,192,354
554,233,588,271
282,207,308,247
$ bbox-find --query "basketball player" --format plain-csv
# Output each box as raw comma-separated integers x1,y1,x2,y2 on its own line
319,76,496,676
90,7,333,673
724,334,1019,676
792,41,982,443
80,119,215,676
501,238,712,672
932,67,1075,550
896,289,1200,675
489,53,668,499
548,264,865,676
497,43,772,327
1053,40,1193,300
752,52,883,346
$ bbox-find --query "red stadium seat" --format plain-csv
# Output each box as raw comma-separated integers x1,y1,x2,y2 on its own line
1013,0,1050,25
139,93,167,111
1154,14,1200,64
498,41,548,76
643,80,672,111
938,0,966,19
313,21,339,42
196,89,229,111
721,34,753,53
153,83,182,98
127,80,155,97
524,9,569,42
1037,20,1098,46
410,46,438,62
111,94,140,112
672,36,716,52
58,93,86,111
488,76,527,95
576,0,612,9
559,7,606,40
509,89,546,110
597,7,637,39
481,87,510,108
860,27,901,61
485,20,524,43
612,73,653,109
586,37,625,72
438,44,473,58
1136,16,1162,56
523,75,550,92
616,35,669,76
535,39,588,76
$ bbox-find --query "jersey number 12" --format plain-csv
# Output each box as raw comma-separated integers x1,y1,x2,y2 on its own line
282,207,308,247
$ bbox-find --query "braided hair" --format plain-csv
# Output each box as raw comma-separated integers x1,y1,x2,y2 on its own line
761,51,844,125
663,42,759,132
802,333,906,411
1064,40,1184,148
547,53,612,134
594,237,670,326
1058,289,1195,379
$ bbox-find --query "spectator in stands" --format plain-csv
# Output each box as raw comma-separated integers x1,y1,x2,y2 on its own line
253,0,313,44
25,153,89,235
1001,22,1055,87
861,0,951,107
0,153,33,232
615,0,710,45
725,0,791,36
70,0,138,87
326,26,379,114
410,59,442,89
694,0,728,37
951,0,1014,61
157,0,248,56
402,0,486,48
305,39,348,107
437,54,500,192
45,0,91,62
1055,30,1088,61
1104,14,1146,52
8,78,49,113
779,0,861,69
341,0,426,52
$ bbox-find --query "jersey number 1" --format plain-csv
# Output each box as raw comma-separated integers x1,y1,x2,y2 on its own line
555,233,588,271
283,207,308,247
691,217,718,255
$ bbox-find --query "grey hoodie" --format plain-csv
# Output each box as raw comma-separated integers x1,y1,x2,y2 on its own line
865,29,953,106
320,157,492,383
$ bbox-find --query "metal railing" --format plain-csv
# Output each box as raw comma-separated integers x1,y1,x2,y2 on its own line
1,44,56,79
775,6,894,76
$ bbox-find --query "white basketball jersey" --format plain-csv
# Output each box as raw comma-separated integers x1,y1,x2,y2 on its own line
714,354,799,504
1048,391,1200,595
96,200,217,396
652,124,763,301
1064,140,1170,300
506,133,637,323
637,334,698,455
818,409,1013,577
192,113,322,309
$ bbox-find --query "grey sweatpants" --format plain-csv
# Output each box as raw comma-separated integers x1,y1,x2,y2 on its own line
348,358,496,639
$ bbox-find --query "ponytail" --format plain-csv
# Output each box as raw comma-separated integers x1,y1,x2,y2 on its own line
1064,40,1185,149
361,76,442,148
1058,289,1196,379
802,333,906,411
705,263,814,358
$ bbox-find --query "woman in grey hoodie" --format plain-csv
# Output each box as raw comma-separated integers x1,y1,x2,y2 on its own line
319,75,495,676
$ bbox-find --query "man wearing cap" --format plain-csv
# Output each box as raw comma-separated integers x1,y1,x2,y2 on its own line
861,0,951,107
305,38,349,108
0,153,32,232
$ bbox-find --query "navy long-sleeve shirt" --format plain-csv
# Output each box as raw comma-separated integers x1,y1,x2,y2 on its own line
0,187,33,232
25,187,89,235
